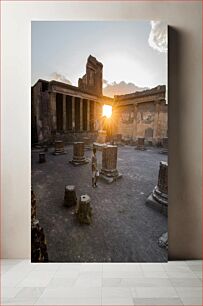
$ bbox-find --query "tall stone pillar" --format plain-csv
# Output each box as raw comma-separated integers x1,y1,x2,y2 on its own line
132,104,138,141
146,161,168,213
63,94,66,131
80,98,83,131
94,101,97,131
72,96,75,131
87,100,90,131
50,92,57,131
100,145,122,183
153,101,161,143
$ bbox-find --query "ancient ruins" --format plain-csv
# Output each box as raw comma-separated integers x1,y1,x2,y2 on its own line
31,55,167,146
31,55,168,262
146,161,168,213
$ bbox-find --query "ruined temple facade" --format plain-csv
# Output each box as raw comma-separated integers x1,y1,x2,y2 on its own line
31,55,167,145
31,55,113,144
113,86,168,144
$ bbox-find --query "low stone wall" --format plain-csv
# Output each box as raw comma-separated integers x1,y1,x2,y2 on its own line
36,131,98,146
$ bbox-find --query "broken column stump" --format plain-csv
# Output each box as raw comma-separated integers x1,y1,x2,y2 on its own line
76,194,92,225
64,185,77,207
39,152,46,163
135,137,146,150
146,161,168,213
53,140,66,155
160,137,168,154
100,145,122,183
31,189,49,262
69,142,89,166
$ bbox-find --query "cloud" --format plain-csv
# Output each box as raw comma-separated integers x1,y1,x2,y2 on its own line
50,72,72,84
103,81,148,98
148,21,167,53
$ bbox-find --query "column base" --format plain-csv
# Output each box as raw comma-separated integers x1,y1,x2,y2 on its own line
69,156,89,166
53,151,67,156
100,169,122,184
146,186,168,215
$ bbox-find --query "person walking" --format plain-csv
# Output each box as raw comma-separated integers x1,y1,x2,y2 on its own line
91,147,98,188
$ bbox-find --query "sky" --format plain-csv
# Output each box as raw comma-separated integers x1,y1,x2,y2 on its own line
32,21,167,97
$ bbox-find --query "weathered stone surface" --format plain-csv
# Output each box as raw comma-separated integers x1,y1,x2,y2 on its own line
32,145,168,262
93,142,107,152
162,137,168,149
83,137,92,150
31,189,49,262
39,152,46,163
32,59,167,146
160,137,168,154
70,142,89,166
64,185,77,207
53,140,66,155
114,86,168,145
78,55,103,96
31,188,37,222
158,232,168,249
146,161,168,212
100,145,122,183
135,137,146,150
76,194,92,225
97,130,107,144
31,219,49,262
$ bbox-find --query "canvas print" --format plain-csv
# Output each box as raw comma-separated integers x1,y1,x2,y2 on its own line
31,21,168,262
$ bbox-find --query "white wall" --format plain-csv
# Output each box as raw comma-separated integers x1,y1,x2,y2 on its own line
1,1,202,259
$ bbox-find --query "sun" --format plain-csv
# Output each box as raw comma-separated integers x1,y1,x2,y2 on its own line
102,104,112,118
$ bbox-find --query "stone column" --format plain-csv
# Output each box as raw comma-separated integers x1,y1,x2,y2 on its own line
132,104,138,141
80,98,83,131
53,140,65,155
87,100,90,131
49,92,57,131
100,145,122,183
72,96,75,131
64,185,77,207
63,94,66,131
92,101,96,131
157,161,168,195
94,101,97,131
69,142,88,165
146,161,168,212
153,101,161,142
76,194,92,225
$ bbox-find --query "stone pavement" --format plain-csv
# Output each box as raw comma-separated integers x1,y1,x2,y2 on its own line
31,145,167,262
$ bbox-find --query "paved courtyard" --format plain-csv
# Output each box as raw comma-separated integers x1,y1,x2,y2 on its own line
31,145,167,263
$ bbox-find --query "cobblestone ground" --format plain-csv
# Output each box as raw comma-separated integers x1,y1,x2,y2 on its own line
31,145,168,262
